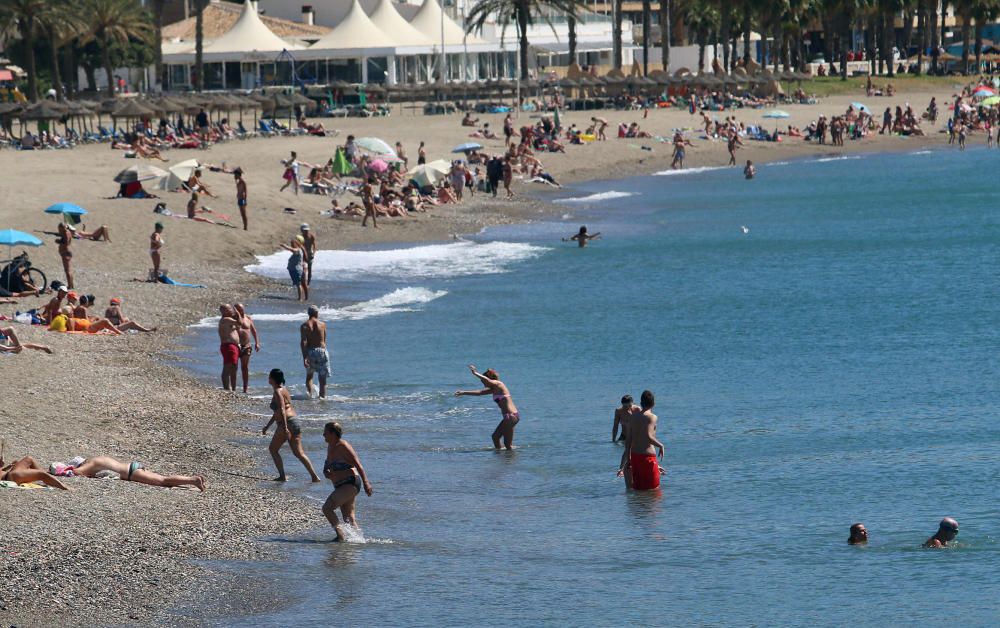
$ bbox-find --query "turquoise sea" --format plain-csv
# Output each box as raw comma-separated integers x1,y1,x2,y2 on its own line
180,147,1000,626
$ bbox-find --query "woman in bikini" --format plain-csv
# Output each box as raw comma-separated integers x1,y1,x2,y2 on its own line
72,456,204,491
321,422,373,542
262,368,320,482
56,222,74,289
455,364,521,450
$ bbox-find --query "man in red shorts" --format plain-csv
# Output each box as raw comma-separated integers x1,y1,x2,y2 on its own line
217,304,240,391
619,390,664,490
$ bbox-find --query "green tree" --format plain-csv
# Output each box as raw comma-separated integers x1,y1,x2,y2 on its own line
40,0,86,100
685,0,719,71
82,0,153,96
466,0,581,79
0,0,49,101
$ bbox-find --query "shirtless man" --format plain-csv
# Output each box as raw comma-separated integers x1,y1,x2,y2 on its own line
848,523,868,545
611,394,636,442
360,177,378,229
564,225,601,248
187,169,217,198
744,160,756,180
218,304,240,391
591,116,608,141
300,223,316,285
671,132,693,170
618,390,664,490
42,285,68,322
72,456,205,491
923,517,959,548
300,305,330,399
234,168,248,231
234,303,260,394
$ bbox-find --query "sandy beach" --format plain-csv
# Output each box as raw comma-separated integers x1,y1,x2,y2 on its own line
0,83,959,626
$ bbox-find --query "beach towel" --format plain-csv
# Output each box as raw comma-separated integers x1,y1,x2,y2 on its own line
0,480,46,489
158,274,205,289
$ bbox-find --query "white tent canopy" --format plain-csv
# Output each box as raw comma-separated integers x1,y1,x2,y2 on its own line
409,0,480,46
368,0,434,46
204,0,302,55
306,0,397,53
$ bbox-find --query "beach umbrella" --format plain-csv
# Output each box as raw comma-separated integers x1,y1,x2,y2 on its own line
0,229,43,247
452,141,483,153
368,158,390,173
981,95,1000,106
407,160,451,187
762,110,791,119
157,159,201,191
113,164,168,184
330,147,354,176
43,203,88,217
355,137,396,156
974,87,996,97
851,102,869,112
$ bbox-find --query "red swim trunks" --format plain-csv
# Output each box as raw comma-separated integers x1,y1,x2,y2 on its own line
220,342,239,366
630,452,660,490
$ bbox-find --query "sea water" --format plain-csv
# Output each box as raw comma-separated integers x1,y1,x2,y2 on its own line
178,148,1000,626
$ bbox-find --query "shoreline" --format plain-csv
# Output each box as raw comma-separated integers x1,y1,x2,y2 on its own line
0,86,962,626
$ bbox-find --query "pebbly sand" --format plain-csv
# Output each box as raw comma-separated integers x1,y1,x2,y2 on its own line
0,85,957,626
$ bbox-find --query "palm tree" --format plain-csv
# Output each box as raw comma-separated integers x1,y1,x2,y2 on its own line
719,0,732,70
40,0,85,100
82,0,153,96
151,0,166,89
466,0,581,79
0,0,49,101
568,13,577,62
195,0,206,91
658,0,671,71
613,0,623,68
685,0,720,71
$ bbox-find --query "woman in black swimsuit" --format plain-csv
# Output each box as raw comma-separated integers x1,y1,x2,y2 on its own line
322,421,373,541
262,368,320,482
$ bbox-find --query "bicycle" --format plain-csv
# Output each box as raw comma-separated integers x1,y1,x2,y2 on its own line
0,251,47,295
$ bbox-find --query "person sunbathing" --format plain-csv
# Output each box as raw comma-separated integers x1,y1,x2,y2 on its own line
71,456,205,491
437,181,459,204
48,306,122,335
65,223,111,242
0,327,52,354
0,456,68,489
133,136,168,162
104,297,156,332
187,192,217,224
462,112,480,127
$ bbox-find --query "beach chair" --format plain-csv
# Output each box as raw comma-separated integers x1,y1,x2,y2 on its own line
236,121,256,139
258,120,275,137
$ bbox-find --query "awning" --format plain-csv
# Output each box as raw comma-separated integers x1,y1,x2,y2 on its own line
0,70,13,81
533,41,615,55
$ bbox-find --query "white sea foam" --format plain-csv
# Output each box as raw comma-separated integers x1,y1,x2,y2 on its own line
246,240,548,282
188,287,447,327
910,150,933,155
814,155,862,163
653,166,726,176
554,190,635,203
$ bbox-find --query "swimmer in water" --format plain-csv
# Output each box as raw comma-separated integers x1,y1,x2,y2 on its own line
744,160,756,180
848,523,868,545
923,517,959,548
563,225,601,248
612,395,637,442
455,364,521,450
322,421,373,542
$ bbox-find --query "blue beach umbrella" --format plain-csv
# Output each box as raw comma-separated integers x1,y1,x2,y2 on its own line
44,202,88,216
762,110,790,119
452,141,483,153
852,102,869,112
0,229,43,247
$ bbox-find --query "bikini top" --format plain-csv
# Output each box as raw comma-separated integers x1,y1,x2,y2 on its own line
324,459,353,475
493,392,510,404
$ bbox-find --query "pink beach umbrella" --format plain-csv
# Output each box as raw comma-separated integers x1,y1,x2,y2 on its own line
974,87,996,98
368,159,389,173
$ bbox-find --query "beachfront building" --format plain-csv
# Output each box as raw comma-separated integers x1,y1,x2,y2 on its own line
160,0,628,88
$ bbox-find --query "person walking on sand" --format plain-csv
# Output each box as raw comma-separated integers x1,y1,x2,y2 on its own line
280,236,309,301
455,364,521,450
234,303,260,394
671,132,692,170
300,223,316,285
322,421,373,542
361,177,379,229
262,368,321,483
417,140,426,165
301,305,330,399
612,395,637,442
502,156,514,199
280,151,300,195
618,390,664,491
234,168,248,231
727,133,743,166
563,225,601,248
56,222,73,290
149,222,164,281
218,304,240,391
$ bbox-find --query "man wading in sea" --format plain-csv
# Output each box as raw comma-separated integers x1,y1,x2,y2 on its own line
301,305,330,399
612,395,637,442
618,390,664,490
218,304,241,391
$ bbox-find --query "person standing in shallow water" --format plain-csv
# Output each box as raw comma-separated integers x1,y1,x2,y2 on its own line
301,305,330,399
619,390,664,490
612,395,636,442
564,225,601,248
234,303,260,394
262,368,320,483
322,421,373,542
455,365,521,450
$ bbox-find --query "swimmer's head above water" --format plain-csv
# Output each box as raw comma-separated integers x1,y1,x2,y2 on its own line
848,523,868,545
